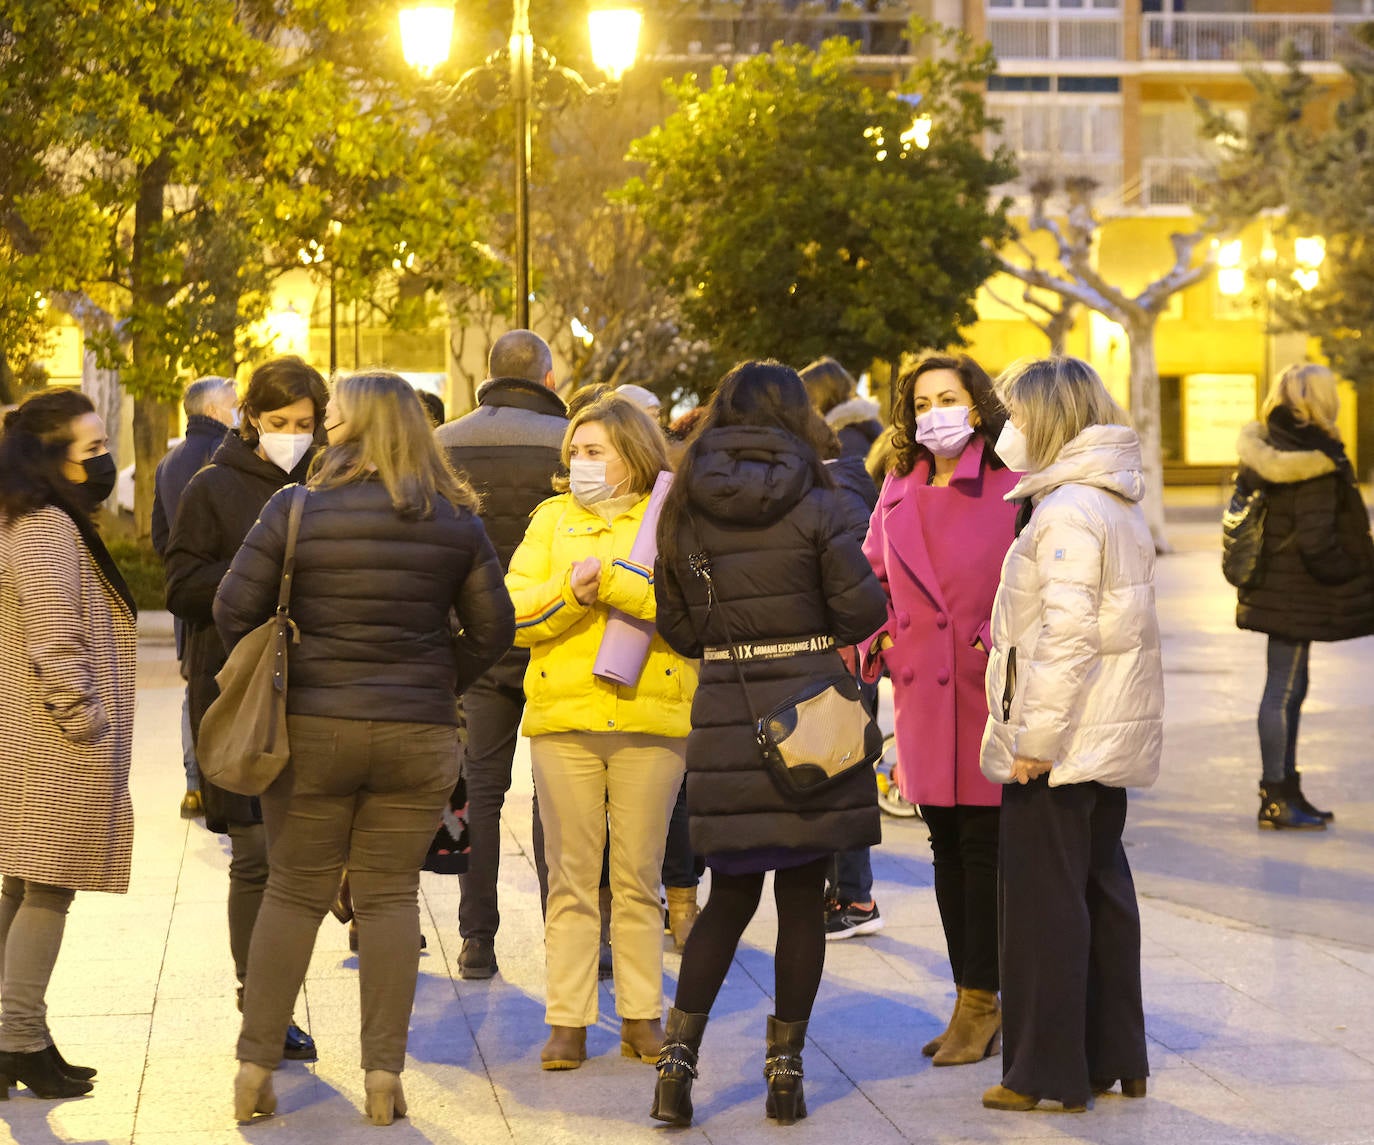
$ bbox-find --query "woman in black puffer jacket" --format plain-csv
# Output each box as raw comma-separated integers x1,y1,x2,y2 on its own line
648,361,887,1129
1233,363,1374,830
214,370,514,1126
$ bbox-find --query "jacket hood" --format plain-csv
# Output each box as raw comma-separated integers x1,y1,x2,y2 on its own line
476,376,568,417
1236,420,1339,485
184,414,231,440
210,429,314,484
1007,424,1146,505
688,426,815,526
825,397,882,433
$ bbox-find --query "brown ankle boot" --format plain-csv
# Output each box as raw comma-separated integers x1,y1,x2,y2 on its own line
921,987,962,1057
620,1017,665,1063
540,1026,587,1071
932,988,1000,1066
665,887,699,953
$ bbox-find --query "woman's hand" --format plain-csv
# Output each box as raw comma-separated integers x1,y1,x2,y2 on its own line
872,633,893,654
570,557,603,605
1010,755,1052,785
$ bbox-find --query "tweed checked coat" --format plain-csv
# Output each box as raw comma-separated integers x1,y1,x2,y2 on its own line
0,507,137,893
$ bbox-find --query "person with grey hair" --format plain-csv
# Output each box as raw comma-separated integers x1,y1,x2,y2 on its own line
979,356,1161,1114
434,330,566,981
151,374,238,819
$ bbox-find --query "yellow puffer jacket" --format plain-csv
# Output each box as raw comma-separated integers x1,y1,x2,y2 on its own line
506,492,697,738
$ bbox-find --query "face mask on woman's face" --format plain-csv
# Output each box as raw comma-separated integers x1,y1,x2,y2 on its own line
994,421,1032,473
79,452,118,505
258,432,313,474
569,459,625,506
914,406,975,459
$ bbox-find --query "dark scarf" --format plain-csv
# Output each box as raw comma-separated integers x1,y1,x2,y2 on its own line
1267,405,1353,481
52,497,137,619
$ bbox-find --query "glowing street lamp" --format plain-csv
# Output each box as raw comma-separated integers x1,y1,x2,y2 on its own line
1215,239,1245,297
398,2,642,329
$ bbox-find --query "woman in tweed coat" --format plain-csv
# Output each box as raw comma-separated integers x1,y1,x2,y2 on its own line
0,389,136,1101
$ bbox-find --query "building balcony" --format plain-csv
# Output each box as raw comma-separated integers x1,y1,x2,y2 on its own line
986,14,1124,64
996,154,1125,205
1138,156,1215,211
1141,13,1367,67
643,10,913,64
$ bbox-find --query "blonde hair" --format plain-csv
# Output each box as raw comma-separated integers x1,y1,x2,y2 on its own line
998,357,1131,470
309,370,479,518
1262,363,1339,436
553,393,670,497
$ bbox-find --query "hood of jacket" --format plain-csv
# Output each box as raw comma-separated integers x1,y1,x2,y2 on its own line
1007,424,1146,505
688,426,815,527
1236,420,1339,485
184,413,231,442
825,396,882,433
210,429,315,485
476,376,568,418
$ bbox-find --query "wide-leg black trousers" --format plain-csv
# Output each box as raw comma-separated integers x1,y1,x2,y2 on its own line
999,775,1148,1107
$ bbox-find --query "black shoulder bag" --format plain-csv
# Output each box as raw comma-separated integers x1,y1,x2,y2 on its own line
686,520,882,799
1222,478,1268,589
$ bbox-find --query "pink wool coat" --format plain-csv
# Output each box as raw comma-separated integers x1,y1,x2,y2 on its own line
863,437,1020,807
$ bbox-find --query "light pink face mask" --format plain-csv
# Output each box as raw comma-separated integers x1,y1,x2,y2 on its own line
914,406,975,459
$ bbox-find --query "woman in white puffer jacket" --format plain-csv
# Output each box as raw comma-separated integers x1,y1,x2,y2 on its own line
978,357,1162,1115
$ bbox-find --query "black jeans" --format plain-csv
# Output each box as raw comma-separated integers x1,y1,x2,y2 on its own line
458,665,548,942
999,777,1147,1108
919,804,999,992
1258,636,1310,784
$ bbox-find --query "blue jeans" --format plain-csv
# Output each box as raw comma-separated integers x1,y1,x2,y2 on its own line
830,848,873,905
181,686,200,792
1258,637,1310,784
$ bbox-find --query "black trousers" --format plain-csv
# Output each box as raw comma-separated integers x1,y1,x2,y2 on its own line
999,777,1148,1107
919,804,999,992
457,665,548,942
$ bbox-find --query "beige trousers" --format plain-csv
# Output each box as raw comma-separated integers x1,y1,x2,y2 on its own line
530,732,686,1027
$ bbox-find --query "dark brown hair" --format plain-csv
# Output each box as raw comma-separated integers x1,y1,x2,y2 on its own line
0,388,96,521
240,356,329,448
799,356,857,416
890,353,1007,477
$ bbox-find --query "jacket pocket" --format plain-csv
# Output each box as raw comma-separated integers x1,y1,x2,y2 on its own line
988,646,1017,723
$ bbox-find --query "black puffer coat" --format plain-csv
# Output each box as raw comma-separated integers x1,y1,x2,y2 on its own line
1234,413,1374,643
655,426,888,856
164,431,314,830
214,479,514,725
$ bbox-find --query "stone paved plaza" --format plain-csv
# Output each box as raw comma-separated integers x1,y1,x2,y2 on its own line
3,502,1373,1145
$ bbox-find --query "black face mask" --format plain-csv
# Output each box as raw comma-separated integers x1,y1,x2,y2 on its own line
79,452,118,507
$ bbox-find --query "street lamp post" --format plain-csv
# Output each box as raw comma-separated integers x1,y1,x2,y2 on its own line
1216,229,1323,391
399,2,643,331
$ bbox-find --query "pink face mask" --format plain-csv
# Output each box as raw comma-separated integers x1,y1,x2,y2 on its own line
914,406,975,459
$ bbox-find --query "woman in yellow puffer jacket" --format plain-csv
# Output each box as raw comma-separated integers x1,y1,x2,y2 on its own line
506,393,696,1073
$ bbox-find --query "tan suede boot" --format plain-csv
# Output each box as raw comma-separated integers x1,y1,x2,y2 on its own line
540,1026,587,1071
932,988,1001,1066
620,1017,665,1063
665,887,699,953
921,987,962,1057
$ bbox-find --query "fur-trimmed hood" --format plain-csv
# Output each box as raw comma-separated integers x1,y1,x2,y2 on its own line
1236,421,1338,485
825,396,882,432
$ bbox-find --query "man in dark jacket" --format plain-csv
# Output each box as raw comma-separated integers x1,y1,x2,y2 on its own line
151,375,237,819
435,329,567,979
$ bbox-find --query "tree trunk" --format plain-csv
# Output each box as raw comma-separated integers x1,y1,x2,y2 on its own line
130,155,173,539
131,397,171,535
1124,319,1171,553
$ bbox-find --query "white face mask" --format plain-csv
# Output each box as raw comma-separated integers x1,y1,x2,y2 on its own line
258,432,313,474
914,406,975,459
569,458,623,506
994,421,1032,472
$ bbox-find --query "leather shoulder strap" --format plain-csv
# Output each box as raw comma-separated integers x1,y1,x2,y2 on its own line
276,485,308,616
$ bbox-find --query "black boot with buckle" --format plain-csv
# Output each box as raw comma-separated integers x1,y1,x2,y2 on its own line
650,1008,709,1126
1258,778,1326,830
763,1015,808,1125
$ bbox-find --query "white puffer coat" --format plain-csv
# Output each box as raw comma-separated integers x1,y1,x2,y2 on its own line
980,425,1163,789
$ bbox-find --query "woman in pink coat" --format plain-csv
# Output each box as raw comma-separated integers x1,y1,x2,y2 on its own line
863,354,1020,1067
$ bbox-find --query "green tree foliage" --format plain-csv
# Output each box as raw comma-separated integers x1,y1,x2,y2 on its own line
619,23,1015,375
1199,32,1374,382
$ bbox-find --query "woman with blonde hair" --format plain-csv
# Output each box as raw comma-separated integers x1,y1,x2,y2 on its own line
214,370,514,1125
1232,363,1374,828
506,393,695,1072
979,357,1161,1113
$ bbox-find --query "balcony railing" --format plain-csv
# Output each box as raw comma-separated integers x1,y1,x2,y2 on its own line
986,14,1124,62
645,12,913,62
1142,13,1367,64
1139,156,1215,210
995,155,1125,202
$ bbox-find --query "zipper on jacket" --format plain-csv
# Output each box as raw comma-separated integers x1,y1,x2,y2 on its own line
1001,647,1017,722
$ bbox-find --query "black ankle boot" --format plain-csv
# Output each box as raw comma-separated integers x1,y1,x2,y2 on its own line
1258,779,1326,830
1290,770,1334,822
650,1008,709,1126
763,1015,808,1125
45,1044,96,1081
0,1048,95,1099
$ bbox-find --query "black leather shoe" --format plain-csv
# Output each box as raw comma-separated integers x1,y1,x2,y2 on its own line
282,1023,317,1062
458,937,497,980
0,1048,94,1099
45,1044,96,1081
